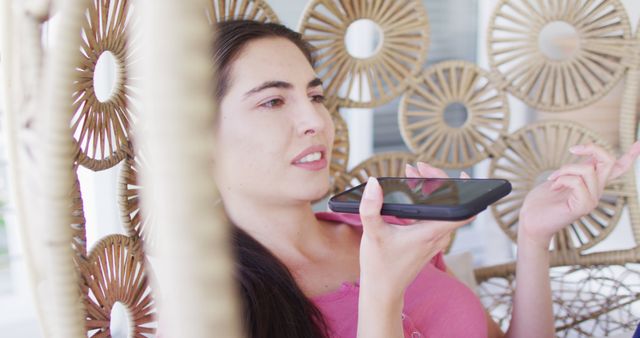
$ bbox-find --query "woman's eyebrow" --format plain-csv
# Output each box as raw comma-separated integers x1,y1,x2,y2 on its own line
308,77,323,89
243,78,323,99
243,81,292,98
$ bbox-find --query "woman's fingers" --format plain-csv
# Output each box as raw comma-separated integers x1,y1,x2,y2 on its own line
359,177,387,234
407,217,470,244
561,141,640,186
550,175,597,214
547,163,599,196
568,143,616,186
405,164,422,189
405,164,420,178
610,141,640,179
433,233,452,253
417,162,448,179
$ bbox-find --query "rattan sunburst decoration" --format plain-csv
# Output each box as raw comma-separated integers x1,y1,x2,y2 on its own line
323,99,350,199
399,61,510,169
299,0,430,108
71,170,87,257
205,0,279,23
488,0,632,111
82,235,156,337
490,121,626,252
72,0,137,171
119,151,155,250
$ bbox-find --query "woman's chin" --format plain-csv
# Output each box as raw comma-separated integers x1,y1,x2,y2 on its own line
297,184,330,203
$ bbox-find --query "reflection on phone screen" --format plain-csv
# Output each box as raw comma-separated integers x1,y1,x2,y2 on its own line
333,178,506,207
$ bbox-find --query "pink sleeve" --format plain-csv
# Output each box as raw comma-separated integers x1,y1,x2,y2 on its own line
431,251,447,272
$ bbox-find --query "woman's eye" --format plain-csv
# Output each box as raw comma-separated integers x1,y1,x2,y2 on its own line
311,95,325,103
260,98,284,109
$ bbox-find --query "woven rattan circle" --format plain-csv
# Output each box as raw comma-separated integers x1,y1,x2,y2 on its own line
489,121,625,252
487,0,631,111
318,98,350,202
82,234,156,336
399,61,510,169
71,169,87,257
72,0,136,171
298,0,430,108
119,152,155,250
206,0,279,23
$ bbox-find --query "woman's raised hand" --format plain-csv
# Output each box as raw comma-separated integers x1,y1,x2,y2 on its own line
518,142,640,248
357,162,472,299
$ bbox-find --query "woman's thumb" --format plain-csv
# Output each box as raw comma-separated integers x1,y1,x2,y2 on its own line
359,177,385,231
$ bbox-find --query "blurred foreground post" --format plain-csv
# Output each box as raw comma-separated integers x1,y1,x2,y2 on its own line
136,1,242,337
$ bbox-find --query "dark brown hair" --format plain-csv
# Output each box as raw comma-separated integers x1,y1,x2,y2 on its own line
213,20,328,338
213,20,315,102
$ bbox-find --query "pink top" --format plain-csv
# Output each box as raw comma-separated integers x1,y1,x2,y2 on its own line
314,212,488,338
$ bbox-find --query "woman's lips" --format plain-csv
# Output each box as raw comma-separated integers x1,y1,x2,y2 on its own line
292,145,328,171
292,157,328,171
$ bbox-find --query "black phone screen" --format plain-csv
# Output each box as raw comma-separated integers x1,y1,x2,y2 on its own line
331,178,508,206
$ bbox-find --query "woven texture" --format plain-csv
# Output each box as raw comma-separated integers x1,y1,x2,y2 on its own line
475,3,640,335
136,0,242,337
399,60,510,169
41,0,94,336
487,0,632,112
4,1,640,337
119,151,155,250
205,0,279,23
299,0,430,108
478,264,640,337
80,234,156,337
72,0,136,171
489,121,626,255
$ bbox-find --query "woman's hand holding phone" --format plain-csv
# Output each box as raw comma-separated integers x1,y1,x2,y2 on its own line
518,142,640,249
356,163,474,338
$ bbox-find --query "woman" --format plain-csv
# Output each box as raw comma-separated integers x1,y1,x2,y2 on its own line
212,20,640,338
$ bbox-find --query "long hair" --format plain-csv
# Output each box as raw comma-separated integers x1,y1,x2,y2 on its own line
213,20,329,338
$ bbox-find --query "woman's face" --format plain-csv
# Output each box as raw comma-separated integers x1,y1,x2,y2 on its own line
215,37,334,205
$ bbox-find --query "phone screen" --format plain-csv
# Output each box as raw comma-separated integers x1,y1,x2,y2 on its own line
331,178,507,206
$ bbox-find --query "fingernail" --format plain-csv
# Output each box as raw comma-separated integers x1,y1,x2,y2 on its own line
417,162,430,170
363,177,378,199
569,145,584,153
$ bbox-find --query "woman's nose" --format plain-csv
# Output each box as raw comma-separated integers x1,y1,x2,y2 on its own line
297,100,326,136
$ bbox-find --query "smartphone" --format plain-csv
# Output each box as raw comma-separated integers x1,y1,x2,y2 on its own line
328,177,512,221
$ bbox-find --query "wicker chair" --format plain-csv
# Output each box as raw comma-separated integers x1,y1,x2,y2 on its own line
2,0,639,337
470,1,640,336
1,0,253,337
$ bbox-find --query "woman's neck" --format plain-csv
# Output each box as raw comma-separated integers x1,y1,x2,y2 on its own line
222,193,331,261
